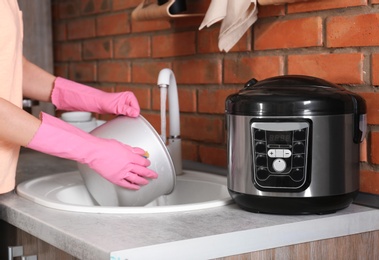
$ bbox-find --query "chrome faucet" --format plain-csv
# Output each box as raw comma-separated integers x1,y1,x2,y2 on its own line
157,68,182,175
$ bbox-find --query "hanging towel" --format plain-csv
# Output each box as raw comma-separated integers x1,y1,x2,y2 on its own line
219,0,258,52
199,0,258,52
199,0,228,30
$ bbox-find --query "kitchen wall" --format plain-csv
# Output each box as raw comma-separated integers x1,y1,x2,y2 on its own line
51,0,379,195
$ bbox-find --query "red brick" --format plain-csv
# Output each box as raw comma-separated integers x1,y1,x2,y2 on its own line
360,169,379,194
97,13,130,36
96,112,117,122
288,0,367,13
178,88,197,113
152,32,196,58
254,17,323,50
258,4,285,17
67,18,96,40
97,85,115,93
359,92,379,125
181,115,224,143
373,0,379,3
83,38,112,60
224,56,284,83
69,62,97,82
53,22,67,42
114,36,151,58
182,141,199,162
54,64,69,78
112,0,141,10
172,59,222,84
172,16,204,29
230,37,255,57
327,13,379,48
360,138,367,162
372,53,379,85
98,61,131,83
198,87,241,114
288,53,364,84
197,26,221,53
57,2,81,19
51,2,59,20
370,131,379,164
131,19,171,33
199,145,227,168
115,85,151,110
81,0,111,14
198,26,251,53
54,42,82,62
132,62,172,84
141,112,161,133
186,0,210,13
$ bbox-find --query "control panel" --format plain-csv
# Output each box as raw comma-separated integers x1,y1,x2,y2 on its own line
251,121,310,190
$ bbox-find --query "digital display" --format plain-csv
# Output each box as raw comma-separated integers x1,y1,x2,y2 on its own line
267,131,292,145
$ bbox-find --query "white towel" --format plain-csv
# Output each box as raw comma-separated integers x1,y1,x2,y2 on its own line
219,0,258,52
199,0,228,30
199,0,258,53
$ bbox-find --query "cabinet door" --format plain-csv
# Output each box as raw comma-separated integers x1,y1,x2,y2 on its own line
16,228,78,260
0,221,78,260
0,220,17,259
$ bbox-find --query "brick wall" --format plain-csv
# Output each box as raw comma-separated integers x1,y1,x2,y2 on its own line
51,0,379,195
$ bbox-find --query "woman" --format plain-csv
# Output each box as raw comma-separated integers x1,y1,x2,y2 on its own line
0,0,157,194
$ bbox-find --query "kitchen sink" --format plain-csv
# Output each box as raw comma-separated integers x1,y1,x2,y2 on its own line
16,170,232,214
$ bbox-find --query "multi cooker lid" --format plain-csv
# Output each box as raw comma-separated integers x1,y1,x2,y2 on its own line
225,75,366,116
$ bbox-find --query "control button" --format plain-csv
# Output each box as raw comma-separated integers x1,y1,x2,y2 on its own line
293,142,305,154
256,167,270,180
268,149,276,158
293,155,304,167
294,129,306,140
268,149,291,158
290,168,304,182
276,149,284,157
255,142,266,153
256,155,267,167
272,159,286,172
283,149,292,158
254,130,265,140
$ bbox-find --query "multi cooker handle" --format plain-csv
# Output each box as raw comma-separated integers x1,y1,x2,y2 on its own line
350,94,367,143
244,78,258,89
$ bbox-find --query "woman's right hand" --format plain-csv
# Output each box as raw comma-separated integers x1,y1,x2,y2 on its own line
27,112,158,190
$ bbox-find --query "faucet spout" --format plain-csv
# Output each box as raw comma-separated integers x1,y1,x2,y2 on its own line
157,68,182,175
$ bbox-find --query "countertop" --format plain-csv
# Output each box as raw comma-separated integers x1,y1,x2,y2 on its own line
1,150,379,260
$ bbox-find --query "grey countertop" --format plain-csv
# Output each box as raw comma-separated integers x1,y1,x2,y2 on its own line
1,150,379,260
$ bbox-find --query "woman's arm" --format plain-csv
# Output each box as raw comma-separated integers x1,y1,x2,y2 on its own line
0,97,40,146
22,56,56,102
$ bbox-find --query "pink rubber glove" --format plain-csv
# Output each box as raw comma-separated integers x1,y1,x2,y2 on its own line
51,77,140,117
27,113,158,190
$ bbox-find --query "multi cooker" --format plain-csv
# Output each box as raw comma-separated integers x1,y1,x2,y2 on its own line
226,75,366,214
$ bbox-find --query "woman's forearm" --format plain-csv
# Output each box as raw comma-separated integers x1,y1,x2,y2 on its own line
22,56,56,102
0,97,41,146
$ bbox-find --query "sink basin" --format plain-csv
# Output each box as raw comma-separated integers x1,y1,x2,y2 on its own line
17,170,233,214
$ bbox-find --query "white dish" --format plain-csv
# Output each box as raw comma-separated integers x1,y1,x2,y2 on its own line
61,111,92,122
